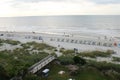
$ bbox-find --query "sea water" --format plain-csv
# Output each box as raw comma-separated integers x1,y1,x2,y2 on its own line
0,15,120,37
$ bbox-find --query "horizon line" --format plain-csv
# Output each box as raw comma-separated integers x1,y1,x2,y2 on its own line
0,15,120,18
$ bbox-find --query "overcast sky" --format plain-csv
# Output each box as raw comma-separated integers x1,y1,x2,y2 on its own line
0,0,120,17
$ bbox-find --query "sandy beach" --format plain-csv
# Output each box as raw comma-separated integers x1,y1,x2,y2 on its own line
0,31,120,52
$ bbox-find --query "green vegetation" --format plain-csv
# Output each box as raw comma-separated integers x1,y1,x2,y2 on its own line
26,55,120,80
35,62,112,80
58,55,74,65
23,48,120,80
0,39,55,79
73,56,86,65
87,60,120,80
0,49,48,79
41,64,70,80
0,39,20,45
112,57,120,62
0,65,9,80
60,48,74,55
0,38,120,80
74,67,110,80
25,41,55,50
0,43,3,46
79,50,114,58
0,39,3,46
23,74,40,80
57,56,120,80
87,60,120,72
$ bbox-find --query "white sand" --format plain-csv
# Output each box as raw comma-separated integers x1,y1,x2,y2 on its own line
0,31,120,64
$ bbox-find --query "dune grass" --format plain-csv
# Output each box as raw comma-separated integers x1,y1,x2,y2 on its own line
39,63,111,80
74,67,110,80
79,50,114,58
0,40,52,79
112,57,120,62
0,39,20,45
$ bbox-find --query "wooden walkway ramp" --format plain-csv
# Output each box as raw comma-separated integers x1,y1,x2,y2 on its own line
28,55,56,74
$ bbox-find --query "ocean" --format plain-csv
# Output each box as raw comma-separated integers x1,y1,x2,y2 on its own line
0,15,120,37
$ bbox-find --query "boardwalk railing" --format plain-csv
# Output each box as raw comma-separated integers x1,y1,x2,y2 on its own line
28,55,56,74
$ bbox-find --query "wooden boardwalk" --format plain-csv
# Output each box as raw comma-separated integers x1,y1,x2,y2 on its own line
28,55,56,74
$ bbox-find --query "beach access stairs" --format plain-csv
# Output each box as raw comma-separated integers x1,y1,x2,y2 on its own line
28,55,56,74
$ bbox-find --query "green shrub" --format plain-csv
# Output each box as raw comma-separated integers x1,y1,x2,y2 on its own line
73,56,86,65
79,50,113,58
58,56,74,65
112,57,120,62
5,39,20,45
23,74,40,80
87,60,120,73
26,42,55,50
0,39,21,45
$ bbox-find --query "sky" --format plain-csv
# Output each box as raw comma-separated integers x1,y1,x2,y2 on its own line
0,0,120,17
